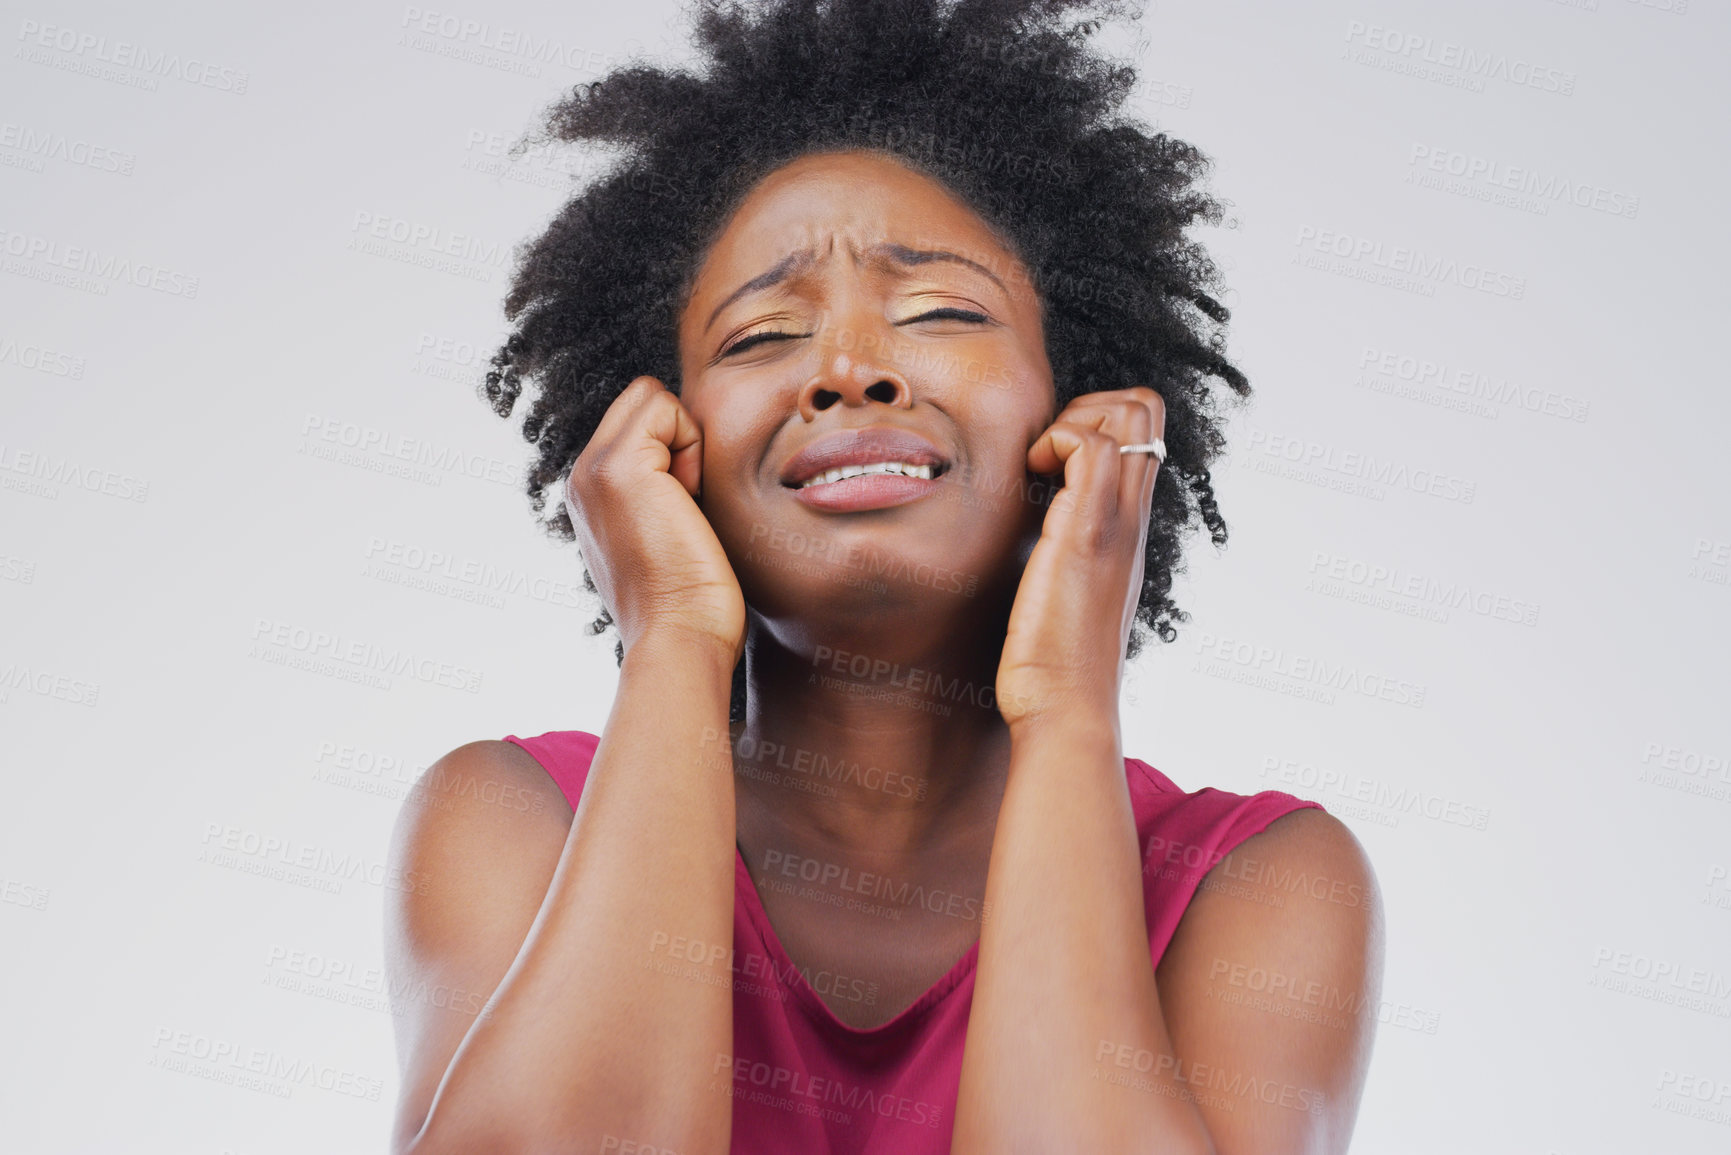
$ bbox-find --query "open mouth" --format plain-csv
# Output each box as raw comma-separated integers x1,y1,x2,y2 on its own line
783,460,951,512
787,460,950,490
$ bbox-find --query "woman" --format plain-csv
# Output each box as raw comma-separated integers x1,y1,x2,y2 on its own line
385,0,1383,1151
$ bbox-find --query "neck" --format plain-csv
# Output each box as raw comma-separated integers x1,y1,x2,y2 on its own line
729,602,1016,865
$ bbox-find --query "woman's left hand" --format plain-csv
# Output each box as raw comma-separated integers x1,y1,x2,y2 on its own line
995,387,1166,733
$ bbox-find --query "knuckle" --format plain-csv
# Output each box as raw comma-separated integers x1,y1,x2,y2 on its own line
1128,387,1165,425
614,376,659,408
590,457,628,491
571,447,615,492
1088,516,1123,554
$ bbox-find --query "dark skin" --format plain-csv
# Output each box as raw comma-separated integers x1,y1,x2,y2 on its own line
673,149,1054,1029
385,147,1382,1154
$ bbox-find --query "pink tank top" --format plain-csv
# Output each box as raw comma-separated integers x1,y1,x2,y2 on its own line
504,729,1322,1154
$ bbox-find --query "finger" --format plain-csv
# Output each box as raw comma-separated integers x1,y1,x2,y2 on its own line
1028,399,1150,517
568,376,662,505
640,389,706,499
1026,417,1123,523
1027,402,1123,475
1063,395,1163,646
574,376,706,501
586,374,667,446
1057,390,1164,520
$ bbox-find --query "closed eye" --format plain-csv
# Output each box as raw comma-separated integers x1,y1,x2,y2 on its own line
899,307,991,326
721,328,808,357
719,308,991,358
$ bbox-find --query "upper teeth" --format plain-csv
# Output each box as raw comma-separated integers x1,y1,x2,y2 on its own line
797,461,937,488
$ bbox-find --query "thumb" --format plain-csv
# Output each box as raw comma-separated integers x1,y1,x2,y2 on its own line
641,385,706,499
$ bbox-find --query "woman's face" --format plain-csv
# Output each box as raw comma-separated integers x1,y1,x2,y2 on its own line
675,148,1055,636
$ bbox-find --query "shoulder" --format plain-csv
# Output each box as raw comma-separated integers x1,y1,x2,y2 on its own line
1164,805,1382,983
1154,806,1384,1151
1126,756,1335,946
1215,806,1378,905
385,740,575,950
403,739,574,832
381,739,578,1151
494,730,601,810
1125,756,1321,851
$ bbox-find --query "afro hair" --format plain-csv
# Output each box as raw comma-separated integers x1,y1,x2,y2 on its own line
482,0,1249,721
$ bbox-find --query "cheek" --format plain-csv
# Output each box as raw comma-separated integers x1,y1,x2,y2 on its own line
684,391,750,481
954,382,1056,537
936,439,1042,541
688,415,774,544
959,364,1052,476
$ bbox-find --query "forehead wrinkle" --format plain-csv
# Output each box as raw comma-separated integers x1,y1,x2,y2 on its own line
704,246,816,334
703,226,1011,336
699,236,870,336
858,240,1008,293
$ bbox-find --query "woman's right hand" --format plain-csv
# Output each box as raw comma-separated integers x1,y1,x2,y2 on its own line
563,376,745,662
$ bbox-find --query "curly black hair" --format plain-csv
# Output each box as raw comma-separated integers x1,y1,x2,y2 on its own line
482,0,1249,723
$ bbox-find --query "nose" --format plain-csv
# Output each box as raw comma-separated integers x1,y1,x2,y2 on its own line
796,325,913,420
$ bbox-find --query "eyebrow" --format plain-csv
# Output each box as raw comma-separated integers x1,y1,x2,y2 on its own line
703,242,1008,334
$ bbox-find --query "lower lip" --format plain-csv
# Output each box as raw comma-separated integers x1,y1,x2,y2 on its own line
788,471,944,512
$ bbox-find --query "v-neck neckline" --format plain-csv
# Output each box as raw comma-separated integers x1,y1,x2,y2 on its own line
732,845,980,1037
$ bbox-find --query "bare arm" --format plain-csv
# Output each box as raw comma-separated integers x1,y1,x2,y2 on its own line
384,633,739,1155
1155,807,1383,1154
955,386,1223,1150
953,727,1383,1153
952,716,1218,1154
958,383,1381,1151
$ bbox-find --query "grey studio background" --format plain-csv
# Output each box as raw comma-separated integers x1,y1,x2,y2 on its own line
2,0,1727,1151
